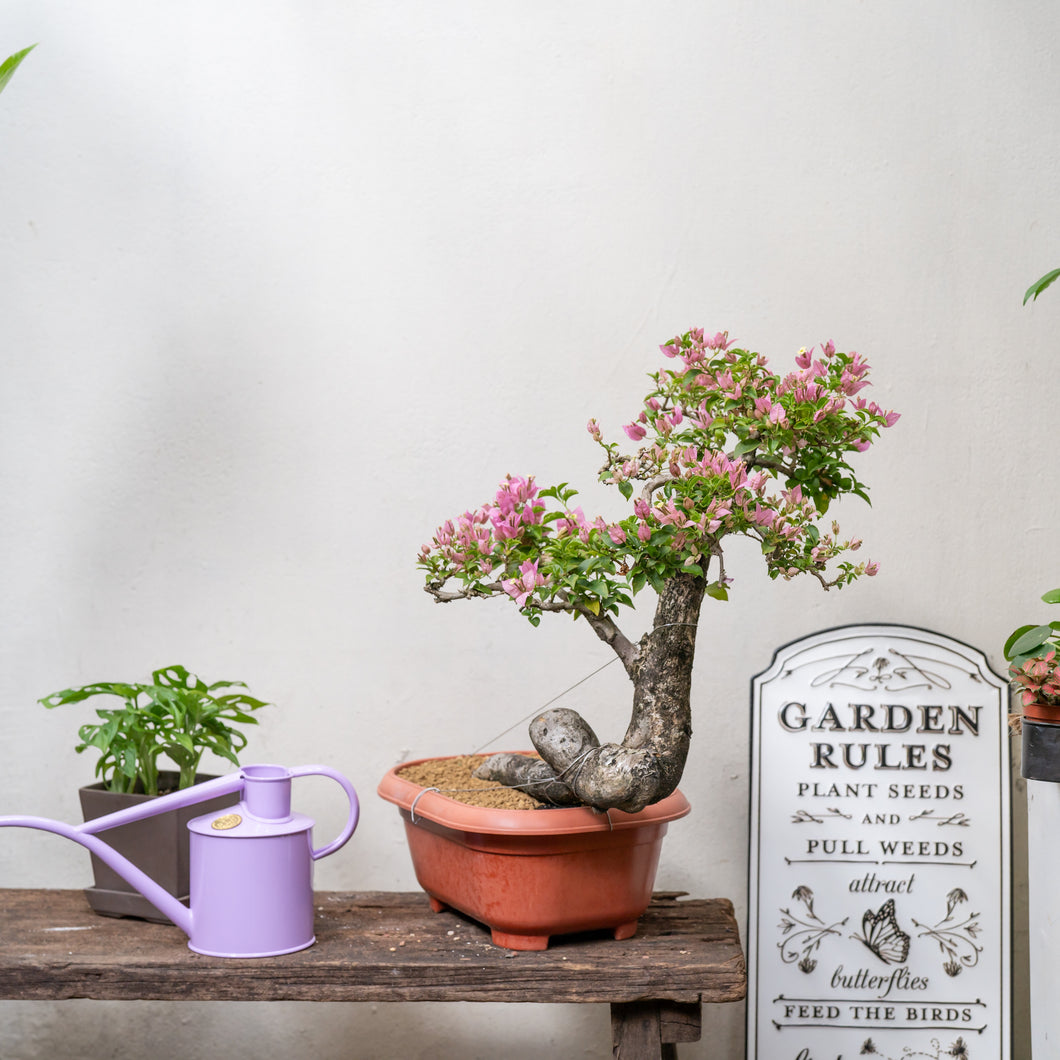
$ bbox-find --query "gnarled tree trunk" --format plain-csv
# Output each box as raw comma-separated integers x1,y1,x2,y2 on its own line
475,573,706,812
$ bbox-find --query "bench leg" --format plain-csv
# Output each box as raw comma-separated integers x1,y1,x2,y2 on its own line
610,1000,701,1059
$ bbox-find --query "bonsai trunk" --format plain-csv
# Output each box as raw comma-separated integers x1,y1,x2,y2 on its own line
476,573,706,813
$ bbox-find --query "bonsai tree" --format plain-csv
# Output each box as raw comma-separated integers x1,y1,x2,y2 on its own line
419,329,898,812
40,665,269,794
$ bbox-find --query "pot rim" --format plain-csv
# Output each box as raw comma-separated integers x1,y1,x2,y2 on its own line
377,753,691,835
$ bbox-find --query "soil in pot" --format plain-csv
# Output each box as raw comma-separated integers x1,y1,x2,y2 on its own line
396,754,547,810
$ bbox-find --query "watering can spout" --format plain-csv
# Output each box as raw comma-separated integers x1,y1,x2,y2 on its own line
0,811,195,931
0,765,360,956
0,772,247,933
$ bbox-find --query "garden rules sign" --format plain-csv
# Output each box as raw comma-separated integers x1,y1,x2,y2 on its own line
747,625,1011,1060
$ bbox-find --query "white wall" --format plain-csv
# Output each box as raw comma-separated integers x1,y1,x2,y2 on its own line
1,2,1055,1056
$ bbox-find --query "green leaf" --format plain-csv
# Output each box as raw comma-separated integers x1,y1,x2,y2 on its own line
1009,624,1055,659
1024,268,1060,305
1003,624,1035,658
0,45,36,97
1042,588,1060,605
618,479,633,501
705,581,729,601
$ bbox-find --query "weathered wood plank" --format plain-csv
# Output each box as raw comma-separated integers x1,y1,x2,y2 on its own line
611,1000,665,1058
0,890,747,1006
658,1000,702,1043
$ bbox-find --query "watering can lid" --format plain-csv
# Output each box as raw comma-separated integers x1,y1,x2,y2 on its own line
187,806,315,838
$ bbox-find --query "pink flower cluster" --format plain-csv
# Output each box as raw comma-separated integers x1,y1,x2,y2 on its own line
778,345,900,442
502,559,549,606
659,328,734,362
421,475,544,580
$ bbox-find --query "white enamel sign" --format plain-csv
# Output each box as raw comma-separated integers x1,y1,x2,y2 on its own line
747,625,1010,1060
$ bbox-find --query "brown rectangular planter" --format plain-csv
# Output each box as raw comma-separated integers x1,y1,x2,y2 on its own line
78,771,239,923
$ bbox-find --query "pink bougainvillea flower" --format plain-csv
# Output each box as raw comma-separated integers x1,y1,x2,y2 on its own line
501,559,549,607
623,422,647,441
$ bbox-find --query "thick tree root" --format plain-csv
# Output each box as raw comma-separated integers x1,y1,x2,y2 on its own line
472,751,584,806
474,707,673,813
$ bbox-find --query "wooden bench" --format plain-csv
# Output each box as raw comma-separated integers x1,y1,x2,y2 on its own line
0,889,746,1059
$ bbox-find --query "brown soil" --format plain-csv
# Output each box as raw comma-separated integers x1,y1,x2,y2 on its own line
397,755,548,810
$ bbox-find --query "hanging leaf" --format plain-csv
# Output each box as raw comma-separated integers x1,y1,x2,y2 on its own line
1023,268,1060,305
0,45,36,97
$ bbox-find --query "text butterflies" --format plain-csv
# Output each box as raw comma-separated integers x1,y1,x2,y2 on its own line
852,899,910,965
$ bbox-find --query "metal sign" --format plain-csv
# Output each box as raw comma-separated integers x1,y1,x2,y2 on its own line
747,625,1011,1060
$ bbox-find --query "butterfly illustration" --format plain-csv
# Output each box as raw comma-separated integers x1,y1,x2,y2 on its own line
852,899,910,965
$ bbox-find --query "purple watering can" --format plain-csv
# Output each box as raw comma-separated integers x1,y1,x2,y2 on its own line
0,764,359,958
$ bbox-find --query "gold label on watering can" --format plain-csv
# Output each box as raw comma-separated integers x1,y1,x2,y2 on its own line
211,813,242,831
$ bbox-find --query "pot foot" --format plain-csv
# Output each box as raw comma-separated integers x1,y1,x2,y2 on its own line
491,929,550,951
427,895,449,914
612,920,639,941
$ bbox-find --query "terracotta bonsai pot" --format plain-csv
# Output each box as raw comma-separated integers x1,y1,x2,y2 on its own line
78,771,239,922
377,754,690,950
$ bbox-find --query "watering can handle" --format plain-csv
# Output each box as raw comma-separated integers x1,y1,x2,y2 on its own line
289,765,360,860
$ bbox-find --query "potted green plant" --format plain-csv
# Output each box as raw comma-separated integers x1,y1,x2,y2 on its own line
1004,589,1060,780
40,664,269,920
379,328,898,947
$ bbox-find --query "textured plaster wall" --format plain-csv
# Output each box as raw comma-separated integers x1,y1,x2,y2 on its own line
0,2,1056,1057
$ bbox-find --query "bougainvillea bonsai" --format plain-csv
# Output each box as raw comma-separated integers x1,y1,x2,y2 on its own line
419,329,898,812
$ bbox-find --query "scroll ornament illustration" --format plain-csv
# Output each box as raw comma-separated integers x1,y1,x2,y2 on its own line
777,886,848,973
912,889,982,977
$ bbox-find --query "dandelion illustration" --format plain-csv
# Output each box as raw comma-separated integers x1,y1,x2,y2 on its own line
797,956,817,974
946,888,969,917
943,959,962,977
792,885,816,916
